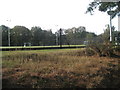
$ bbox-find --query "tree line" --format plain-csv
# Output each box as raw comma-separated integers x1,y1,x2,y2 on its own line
0,25,120,46
1,25,56,46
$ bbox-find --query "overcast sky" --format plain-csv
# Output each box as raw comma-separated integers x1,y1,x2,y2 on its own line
0,0,118,35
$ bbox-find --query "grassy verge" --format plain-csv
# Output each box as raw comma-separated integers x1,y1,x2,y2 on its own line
0,45,85,49
2,49,120,88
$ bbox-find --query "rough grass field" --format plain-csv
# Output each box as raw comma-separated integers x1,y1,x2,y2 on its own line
2,48,120,88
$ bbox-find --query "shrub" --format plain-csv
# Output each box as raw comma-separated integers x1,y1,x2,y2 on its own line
85,48,95,56
87,41,114,57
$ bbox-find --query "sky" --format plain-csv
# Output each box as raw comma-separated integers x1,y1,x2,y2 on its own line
0,0,118,35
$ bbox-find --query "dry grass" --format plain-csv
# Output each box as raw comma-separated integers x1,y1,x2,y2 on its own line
2,49,120,88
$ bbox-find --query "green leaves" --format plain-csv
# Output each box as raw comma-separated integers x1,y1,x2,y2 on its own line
11,26,32,46
86,1,119,18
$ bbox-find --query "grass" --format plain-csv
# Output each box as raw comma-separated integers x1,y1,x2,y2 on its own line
0,45,85,49
2,48,120,88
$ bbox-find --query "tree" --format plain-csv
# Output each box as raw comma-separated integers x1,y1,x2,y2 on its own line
0,25,9,46
42,29,56,46
86,1,120,43
65,27,76,45
11,26,32,46
86,1,120,19
31,27,56,46
64,26,97,45
31,26,43,46
86,32,97,41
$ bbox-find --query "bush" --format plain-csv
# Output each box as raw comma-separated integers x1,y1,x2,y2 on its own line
114,46,120,52
87,42,114,57
85,48,95,56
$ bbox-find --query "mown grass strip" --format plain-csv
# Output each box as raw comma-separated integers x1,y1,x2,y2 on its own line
0,45,85,49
